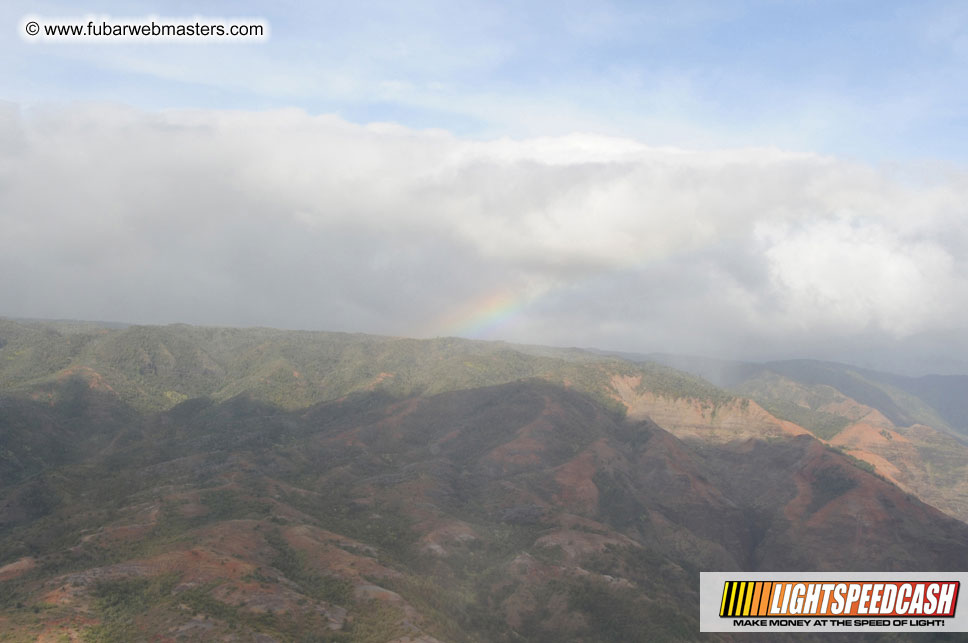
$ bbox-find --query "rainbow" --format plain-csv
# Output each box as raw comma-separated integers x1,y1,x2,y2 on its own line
427,290,533,339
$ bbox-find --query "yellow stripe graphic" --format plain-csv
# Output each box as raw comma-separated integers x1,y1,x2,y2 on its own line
719,580,780,617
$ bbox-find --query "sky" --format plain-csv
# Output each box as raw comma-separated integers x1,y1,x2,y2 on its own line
3,1,968,374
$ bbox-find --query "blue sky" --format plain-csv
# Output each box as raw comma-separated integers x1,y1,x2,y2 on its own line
4,1,968,373
6,0,968,161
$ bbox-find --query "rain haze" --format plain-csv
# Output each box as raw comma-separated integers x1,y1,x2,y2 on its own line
3,1,968,374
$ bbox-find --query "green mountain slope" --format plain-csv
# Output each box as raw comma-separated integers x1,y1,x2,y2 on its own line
2,320,968,640
0,318,730,417
2,374,967,642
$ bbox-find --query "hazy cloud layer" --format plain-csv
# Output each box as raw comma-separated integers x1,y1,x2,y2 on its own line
3,103,968,373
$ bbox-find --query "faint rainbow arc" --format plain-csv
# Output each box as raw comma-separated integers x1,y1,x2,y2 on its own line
426,290,534,339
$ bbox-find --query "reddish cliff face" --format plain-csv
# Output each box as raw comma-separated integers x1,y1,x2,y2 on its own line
756,436,967,571
609,372,968,526
829,418,968,523
611,374,810,441
292,380,968,572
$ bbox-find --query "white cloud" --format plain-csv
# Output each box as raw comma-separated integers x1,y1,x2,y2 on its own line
3,103,968,371
759,217,959,335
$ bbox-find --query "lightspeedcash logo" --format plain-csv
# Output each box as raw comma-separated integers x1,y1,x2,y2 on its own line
719,580,958,617
701,573,966,633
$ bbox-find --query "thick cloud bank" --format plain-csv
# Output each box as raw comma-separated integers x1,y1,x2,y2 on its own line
2,103,967,373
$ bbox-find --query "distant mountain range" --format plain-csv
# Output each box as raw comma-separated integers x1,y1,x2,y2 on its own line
1,318,966,641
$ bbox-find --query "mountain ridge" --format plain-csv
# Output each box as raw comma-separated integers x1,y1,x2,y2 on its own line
1,318,967,640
